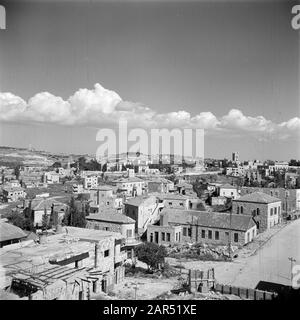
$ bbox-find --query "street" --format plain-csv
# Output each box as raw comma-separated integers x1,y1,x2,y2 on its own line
229,218,300,288
172,219,300,289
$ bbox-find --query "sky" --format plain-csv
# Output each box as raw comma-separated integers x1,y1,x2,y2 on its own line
0,0,299,161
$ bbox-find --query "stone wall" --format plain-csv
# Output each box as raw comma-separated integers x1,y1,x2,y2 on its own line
232,200,281,232
147,225,182,245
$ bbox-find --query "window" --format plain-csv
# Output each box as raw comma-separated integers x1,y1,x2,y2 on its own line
240,206,243,214
278,207,281,215
208,230,212,239
104,250,110,257
167,233,171,242
168,202,172,206
270,208,273,216
188,228,192,237
256,208,260,215
274,207,277,215
162,232,165,241
237,206,240,214
126,229,132,238
234,233,239,243
285,191,290,197
201,230,205,238
215,231,219,240
183,227,187,236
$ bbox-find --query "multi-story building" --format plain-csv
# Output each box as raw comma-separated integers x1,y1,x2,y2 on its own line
124,195,163,235
86,213,140,258
147,209,257,247
219,184,240,199
72,184,84,194
89,186,123,214
2,187,27,202
232,191,281,232
44,171,60,184
240,187,300,218
23,197,68,227
0,226,127,299
232,152,239,163
113,177,147,197
147,178,175,194
84,176,98,189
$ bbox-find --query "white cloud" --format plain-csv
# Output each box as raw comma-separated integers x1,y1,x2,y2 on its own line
0,92,27,121
0,83,299,141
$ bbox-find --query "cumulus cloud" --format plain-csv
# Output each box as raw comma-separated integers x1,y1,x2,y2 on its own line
0,83,299,140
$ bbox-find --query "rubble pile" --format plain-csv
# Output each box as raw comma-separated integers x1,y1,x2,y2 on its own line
167,243,238,261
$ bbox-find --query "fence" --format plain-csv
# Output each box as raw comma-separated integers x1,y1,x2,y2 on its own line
214,282,278,300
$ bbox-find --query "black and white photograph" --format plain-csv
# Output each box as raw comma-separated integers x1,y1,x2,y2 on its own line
0,0,299,305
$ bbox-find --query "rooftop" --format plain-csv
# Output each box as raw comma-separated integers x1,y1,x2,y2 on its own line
86,213,135,224
162,209,256,232
125,195,155,206
219,183,238,189
234,191,281,204
28,198,68,211
0,222,27,242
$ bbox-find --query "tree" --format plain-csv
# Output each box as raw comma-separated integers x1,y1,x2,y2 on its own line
42,208,49,230
134,242,167,271
7,212,26,229
51,161,62,169
63,197,86,228
14,165,21,180
23,201,35,231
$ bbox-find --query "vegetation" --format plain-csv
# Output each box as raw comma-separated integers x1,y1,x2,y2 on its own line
63,196,87,228
134,242,167,271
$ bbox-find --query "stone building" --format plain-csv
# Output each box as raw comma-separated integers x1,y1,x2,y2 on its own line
0,222,27,248
113,177,147,197
219,183,240,199
86,213,136,239
147,178,175,194
147,209,257,247
86,213,141,259
232,191,281,232
0,226,127,299
240,187,300,218
124,195,163,235
23,198,68,227
89,186,123,214
2,187,27,202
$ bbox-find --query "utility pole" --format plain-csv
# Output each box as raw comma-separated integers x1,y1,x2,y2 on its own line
228,208,232,259
288,257,296,286
134,282,138,299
